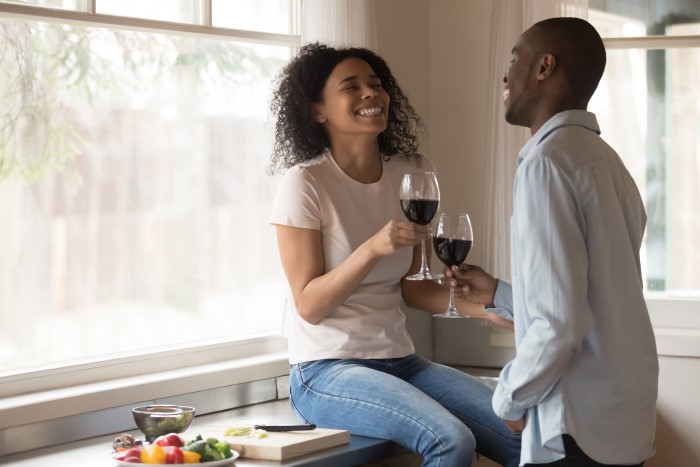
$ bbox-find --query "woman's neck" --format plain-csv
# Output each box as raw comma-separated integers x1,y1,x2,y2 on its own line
329,138,383,184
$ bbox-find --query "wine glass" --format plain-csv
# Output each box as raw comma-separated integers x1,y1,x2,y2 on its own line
432,213,473,318
400,172,442,281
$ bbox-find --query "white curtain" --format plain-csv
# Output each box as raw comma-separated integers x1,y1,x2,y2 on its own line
301,0,377,49
481,0,588,281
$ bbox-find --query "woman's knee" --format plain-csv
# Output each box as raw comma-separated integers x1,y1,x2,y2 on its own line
418,417,476,464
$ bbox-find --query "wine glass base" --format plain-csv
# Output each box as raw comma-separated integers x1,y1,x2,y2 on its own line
405,272,443,281
433,313,468,318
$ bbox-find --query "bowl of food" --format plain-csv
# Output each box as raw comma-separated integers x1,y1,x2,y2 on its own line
132,405,195,441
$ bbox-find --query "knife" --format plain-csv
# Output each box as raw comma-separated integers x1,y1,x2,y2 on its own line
253,424,316,432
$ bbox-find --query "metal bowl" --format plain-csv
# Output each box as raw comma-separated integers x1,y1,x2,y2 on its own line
132,404,195,441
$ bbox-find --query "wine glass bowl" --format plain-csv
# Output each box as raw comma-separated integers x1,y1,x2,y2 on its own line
432,213,473,318
400,172,442,281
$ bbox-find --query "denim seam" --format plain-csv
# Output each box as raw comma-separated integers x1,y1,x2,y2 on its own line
448,409,512,444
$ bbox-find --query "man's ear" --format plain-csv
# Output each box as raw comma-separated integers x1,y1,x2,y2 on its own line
536,53,557,81
312,104,327,124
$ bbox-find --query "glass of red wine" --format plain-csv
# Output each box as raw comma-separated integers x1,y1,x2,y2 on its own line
400,172,442,281
432,213,473,318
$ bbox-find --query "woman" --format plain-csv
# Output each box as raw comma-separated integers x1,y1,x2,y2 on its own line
268,43,520,467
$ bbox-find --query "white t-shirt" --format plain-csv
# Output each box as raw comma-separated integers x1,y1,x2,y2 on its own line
269,151,433,364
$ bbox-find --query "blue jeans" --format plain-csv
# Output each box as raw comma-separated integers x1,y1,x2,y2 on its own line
289,355,521,467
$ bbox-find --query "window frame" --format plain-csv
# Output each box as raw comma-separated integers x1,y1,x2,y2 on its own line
599,33,700,332
0,0,299,403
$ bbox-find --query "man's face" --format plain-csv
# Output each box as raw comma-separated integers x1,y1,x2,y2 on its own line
503,29,540,128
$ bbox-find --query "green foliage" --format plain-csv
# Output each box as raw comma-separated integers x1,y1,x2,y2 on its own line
0,16,282,182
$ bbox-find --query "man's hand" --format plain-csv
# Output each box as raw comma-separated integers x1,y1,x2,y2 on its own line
443,264,498,307
504,416,526,433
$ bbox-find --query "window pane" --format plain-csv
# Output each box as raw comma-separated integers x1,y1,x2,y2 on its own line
0,16,290,373
0,0,85,10
97,0,202,25
589,43,700,295
212,0,293,34
590,0,700,37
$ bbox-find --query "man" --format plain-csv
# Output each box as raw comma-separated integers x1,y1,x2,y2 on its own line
446,17,658,467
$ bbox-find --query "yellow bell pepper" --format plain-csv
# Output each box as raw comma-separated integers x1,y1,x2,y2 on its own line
140,444,167,464
182,451,202,463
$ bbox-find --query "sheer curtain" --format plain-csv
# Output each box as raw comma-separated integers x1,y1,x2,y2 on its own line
301,0,377,49
482,0,588,282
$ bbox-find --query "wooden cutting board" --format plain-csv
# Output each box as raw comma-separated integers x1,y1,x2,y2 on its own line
196,426,351,461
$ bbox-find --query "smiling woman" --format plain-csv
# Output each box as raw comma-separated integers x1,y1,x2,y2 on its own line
0,0,298,388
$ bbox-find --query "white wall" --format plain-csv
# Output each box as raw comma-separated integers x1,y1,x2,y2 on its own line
374,2,700,466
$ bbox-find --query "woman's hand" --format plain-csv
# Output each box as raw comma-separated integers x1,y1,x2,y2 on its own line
368,219,429,257
444,264,498,307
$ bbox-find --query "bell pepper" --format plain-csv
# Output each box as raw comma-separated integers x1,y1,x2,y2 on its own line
182,451,202,463
140,444,167,464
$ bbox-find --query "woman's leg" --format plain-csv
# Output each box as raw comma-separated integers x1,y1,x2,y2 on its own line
395,355,522,467
289,358,476,467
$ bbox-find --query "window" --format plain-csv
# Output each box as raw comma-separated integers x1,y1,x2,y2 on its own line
0,1,298,392
588,1,700,306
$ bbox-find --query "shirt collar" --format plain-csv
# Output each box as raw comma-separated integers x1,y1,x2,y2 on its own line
516,110,601,165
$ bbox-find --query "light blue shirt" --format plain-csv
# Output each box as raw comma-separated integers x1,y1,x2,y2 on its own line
489,110,659,465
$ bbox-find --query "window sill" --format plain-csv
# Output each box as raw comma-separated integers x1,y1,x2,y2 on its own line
0,352,290,455
0,352,289,431
654,327,700,358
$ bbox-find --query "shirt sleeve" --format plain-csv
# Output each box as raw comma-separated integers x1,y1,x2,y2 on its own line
269,166,321,230
492,155,592,421
486,280,514,321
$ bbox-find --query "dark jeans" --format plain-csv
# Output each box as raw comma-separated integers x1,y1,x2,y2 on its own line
524,435,645,467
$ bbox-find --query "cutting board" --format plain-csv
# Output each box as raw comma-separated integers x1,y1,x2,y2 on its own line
196,426,351,461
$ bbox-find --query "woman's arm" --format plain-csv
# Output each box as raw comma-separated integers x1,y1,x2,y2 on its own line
276,219,427,325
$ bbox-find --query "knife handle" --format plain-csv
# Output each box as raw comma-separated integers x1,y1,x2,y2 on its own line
253,424,316,432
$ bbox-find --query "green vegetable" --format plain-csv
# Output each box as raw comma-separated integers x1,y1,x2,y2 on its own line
215,441,233,458
182,434,233,462
202,445,224,461
182,439,207,455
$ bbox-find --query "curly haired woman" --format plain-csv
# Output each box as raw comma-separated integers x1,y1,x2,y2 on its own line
269,43,520,467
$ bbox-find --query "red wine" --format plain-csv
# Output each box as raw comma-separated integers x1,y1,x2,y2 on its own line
400,199,439,225
433,237,472,266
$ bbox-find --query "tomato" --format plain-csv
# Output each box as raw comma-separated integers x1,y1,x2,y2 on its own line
114,446,142,463
154,433,185,447
164,445,185,464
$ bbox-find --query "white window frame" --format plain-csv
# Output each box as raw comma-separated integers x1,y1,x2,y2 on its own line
599,33,700,349
0,0,299,428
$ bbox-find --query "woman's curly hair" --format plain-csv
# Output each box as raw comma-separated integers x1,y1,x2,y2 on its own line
268,42,423,173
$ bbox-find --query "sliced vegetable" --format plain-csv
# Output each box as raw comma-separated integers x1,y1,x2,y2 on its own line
182,451,202,463
154,433,185,448
214,441,232,459
140,444,167,464
164,445,185,464
114,446,142,463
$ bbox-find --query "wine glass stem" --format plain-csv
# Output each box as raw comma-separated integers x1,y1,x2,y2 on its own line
418,241,429,274
447,286,458,315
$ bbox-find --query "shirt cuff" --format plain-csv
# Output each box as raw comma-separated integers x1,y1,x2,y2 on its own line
492,375,527,421
486,280,514,321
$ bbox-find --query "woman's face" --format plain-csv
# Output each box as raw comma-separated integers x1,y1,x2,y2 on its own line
313,58,390,140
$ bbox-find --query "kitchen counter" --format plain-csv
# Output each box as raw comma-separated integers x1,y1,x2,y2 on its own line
0,400,413,467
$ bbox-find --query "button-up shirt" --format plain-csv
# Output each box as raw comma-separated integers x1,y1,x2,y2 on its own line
489,110,658,465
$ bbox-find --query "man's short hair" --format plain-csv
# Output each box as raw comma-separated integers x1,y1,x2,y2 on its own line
530,17,606,101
